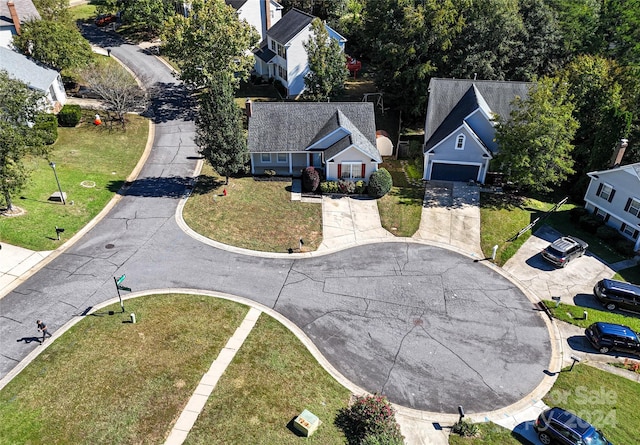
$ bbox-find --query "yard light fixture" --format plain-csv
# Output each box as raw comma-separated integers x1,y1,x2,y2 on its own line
49,162,65,205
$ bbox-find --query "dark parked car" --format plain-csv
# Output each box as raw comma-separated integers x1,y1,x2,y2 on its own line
593,279,640,313
541,236,588,268
534,407,612,445
585,322,640,356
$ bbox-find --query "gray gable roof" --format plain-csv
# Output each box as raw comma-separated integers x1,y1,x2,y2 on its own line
0,46,59,92
224,0,249,9
424,78,531,152
267,8,314,44
248,102,381,161
0,0,40,27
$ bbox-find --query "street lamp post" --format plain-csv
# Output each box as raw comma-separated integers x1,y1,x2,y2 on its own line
49,162,65,205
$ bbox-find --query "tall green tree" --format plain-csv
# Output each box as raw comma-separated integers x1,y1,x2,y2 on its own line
495,77,578,193
195,73,248,185
598,0,640,66
304,18,348,101
100,0,175,36
33,0,70,22
162,0,259,90
0,71,49,211
14,20,93,71
546,0,602,56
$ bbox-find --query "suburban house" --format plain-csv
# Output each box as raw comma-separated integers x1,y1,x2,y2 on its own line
253,8,346,97
0,0,40,48
225,0,282,41
0,46,67,112
423,78,531,183
584,150,640,252
246,100,381,181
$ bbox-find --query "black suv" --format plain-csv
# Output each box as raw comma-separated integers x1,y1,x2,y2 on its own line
541,236,588,268
593,279,640,313
534,407,611,445
585,322,640,356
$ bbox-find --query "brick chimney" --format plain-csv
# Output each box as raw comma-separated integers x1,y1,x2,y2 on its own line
7,2,21,35
264,0,271,30
245,98,252,118
610,138,629,168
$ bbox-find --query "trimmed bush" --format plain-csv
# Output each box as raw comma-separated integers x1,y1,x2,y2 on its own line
335,394,404,445
569,206,589,223
302,166,320,192
35,113,58,145
368,168,393,198
452,419,479,437
614,239,636,257
596,225,620,241
57,104,82,127
354,180,366,194
263,169,276,176
338,179,356,194
579,214,603,234
320,181,339,194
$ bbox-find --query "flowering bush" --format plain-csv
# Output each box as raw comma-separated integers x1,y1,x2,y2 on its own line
302,166,320,192
338,179,356,194
335,394,404,445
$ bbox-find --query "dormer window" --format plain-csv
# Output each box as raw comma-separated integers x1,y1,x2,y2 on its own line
455,134,465,150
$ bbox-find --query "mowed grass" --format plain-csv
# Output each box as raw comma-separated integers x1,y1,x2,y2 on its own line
0,295,249,445
183,163,322,252
543,363,640,444
185,315,350,444
377,159,424,237
0,111,147,250
544,301,640,332
449,422,523,444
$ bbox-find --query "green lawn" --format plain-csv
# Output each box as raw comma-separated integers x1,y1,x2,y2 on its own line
543,364,639,444
0,294,350,444
544,301,640,332
377,159,424,237
69,2,98,22
0,111,148,250
449,422,523,444
183,164,322,252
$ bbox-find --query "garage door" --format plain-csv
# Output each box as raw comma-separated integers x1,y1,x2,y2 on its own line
431,163,479,182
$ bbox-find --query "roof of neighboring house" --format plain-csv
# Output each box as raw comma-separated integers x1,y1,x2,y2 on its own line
587,162,640,182
224,0,249,8
424,78,531,152
267,7,314,44
254,44,276,63
0,46,60,92
0,0,40,28
248,102,381,162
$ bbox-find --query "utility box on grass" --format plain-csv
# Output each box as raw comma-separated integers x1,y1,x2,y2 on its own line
293,409,321,437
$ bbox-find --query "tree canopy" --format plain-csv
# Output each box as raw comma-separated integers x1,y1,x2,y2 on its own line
100,0,175,36
33,0,70,22
304,18,348,101
13,19,93,71
0,71,49,211
495,77,579,193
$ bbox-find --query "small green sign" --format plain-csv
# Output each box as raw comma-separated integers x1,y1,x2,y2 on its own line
117,285,131,292
116,274,126,285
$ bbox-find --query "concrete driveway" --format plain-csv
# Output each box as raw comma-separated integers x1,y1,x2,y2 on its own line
502,225,615,306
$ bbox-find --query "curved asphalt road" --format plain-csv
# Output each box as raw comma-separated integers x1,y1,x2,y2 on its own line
0,27,551,414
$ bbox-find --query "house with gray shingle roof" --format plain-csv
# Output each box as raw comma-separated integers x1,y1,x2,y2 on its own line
584,159,640,252
253,8,346,97
246,100,381,180
0,0,40,48
423,78,531,183
0,46,67,112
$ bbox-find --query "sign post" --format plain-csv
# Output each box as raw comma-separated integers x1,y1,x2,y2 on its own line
113,274,131,312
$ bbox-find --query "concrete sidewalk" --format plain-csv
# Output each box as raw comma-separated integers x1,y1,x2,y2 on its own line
0,244,53,296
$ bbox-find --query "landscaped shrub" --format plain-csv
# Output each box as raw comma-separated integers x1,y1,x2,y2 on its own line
273,79,286,97
596,225,620,241
368,168,393,198
338,179,356,194
452,419,479,437
354,180,366,194
302,166,320,192
57,104,82,127
35,113,58,145
263,169,276,176
614,239,636,257
569,206,589,223
320,181,339,194
579,214,603,234
335,394,404,445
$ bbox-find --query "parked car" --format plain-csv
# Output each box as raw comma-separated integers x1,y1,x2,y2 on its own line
541,236,588,268
534,407,612,445
95,14,117,27
593,279,640,313
585,322,640,356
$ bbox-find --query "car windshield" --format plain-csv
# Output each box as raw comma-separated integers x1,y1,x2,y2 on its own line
584,430,608,445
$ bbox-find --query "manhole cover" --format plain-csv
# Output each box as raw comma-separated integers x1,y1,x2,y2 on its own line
80,180,96,188
105,244,115,249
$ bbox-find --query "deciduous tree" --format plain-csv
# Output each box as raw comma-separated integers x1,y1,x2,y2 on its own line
100,0,175,36
304,18,348,101
0,71,49,211
495,77,578,193
33,0,70,22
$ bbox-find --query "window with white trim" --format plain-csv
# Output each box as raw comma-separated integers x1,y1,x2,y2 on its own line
597,183,614,201
455,134,465,150
621,223,639,238
261,153,271,163
340,162,363,179
276,153,287,163
277,65,288,81
594,207,608,220
271,40,276,51
277,43,286,60
627,198,640,217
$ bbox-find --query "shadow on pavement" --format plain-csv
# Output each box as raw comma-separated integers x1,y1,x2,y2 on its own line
525,253,556,271
118,176,194,198
145,82,196,123
512,420,541,444
573,293,603,310
16,337,42,344
567,335,594,353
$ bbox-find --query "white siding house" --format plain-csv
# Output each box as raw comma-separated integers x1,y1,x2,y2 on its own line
225,0,282,40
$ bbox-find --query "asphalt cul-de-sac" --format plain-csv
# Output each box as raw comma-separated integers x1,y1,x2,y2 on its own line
275,242,551,413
